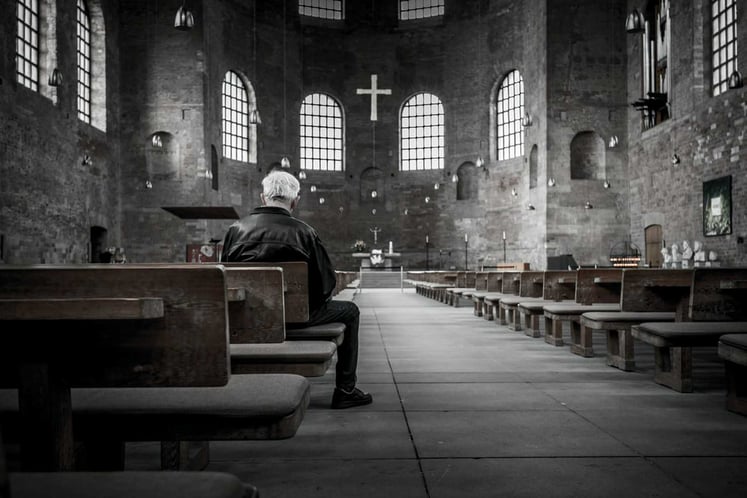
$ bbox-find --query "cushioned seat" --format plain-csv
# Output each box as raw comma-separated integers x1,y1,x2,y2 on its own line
285,322,345,345
719,333,747,365
517,299,574,337
0,374,310,441
543,303,620,315
633,322,747,348
231,341,337,376
542,304,621,347
10,472,258,498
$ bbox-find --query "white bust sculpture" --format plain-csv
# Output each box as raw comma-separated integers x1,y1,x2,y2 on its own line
694,241,706,262
709,250,719,262
660,247,672,267
670,243,681,263
681,240,693,261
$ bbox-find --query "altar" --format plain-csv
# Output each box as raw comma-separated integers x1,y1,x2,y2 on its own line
352,250,401,269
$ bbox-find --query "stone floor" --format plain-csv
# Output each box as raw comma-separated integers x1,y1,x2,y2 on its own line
128,289,747,497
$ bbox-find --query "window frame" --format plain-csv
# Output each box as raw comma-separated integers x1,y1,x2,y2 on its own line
221,71,251,163
299,92,345,172
16,0,40,92
298,0,345,20
399,0,445,21
495,70,525,162
399,92,445,172
76,0,92,124
711,0,738,97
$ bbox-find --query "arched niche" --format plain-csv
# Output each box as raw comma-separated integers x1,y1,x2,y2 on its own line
570,131,605,180
529,144,538,189
456,162,478,201
146,132,179,181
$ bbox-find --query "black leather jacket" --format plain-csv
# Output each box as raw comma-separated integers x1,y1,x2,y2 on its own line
220,206,337,313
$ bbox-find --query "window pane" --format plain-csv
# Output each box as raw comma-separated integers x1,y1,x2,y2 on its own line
300,93,345,171
496,70,525,161
222,71,251,162
399,93,445,171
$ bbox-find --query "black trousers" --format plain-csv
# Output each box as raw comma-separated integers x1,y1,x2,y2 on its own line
290,300,360,390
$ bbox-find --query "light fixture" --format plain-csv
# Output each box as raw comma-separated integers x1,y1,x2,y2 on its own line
608,135,619,148
145,180,153,189
310,185,317,193
527,203,536,210
280,156,291,168
671,153,681,165
319,197,325,204
298,170,307,180
249,109,262,125
151,134,163,148
547,177,556,187
452,174,459,183
728,70,744,90
625,8,645,34
585,201,593,209
425,196,431,204
511,188,518,197
403,208,409,215
371,208,377,215
434,183,440,190
603,179,611,189
174,2,195,31
82,155,92,166
475,156,485,168
371,190,378,198
521,112,533,127
48,68,62,87
338,206,344,213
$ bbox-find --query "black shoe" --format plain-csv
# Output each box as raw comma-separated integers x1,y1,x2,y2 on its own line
331,387,373,409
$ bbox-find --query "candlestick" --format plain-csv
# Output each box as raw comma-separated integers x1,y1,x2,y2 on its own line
389,241,393,254
502,231,506,240
426,234,429,244
465,234,468,243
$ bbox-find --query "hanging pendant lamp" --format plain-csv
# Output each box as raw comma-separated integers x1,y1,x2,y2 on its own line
174,3,195,31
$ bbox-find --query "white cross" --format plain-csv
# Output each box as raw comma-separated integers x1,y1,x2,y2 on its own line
356,74,391,121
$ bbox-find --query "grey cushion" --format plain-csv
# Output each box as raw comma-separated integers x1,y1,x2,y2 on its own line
720,333,747,350
10,471,255,498
633,322,747,348
544,303,620,315
582,311,675,322
231,341,336,362
501,296,542,306
518,299,574,312
719,333,747,366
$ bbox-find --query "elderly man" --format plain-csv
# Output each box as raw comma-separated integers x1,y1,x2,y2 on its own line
221,170,372,409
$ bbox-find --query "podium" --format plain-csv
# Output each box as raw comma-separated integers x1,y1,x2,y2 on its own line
353,251,401,269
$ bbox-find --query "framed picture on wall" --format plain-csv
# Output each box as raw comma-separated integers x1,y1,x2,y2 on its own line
703,175,732,237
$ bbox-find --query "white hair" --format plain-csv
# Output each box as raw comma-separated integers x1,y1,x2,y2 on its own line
262,170,300,202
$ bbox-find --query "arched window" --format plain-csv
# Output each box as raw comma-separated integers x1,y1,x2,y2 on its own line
222,71,255,163
712,0,738,96
399,0,444,20
400,92,445,171
496,70,525,161
76,0,92,124
635,0,670,129
16,0,41,91
300,93,344,171
299,0,344,20
570,131,605,180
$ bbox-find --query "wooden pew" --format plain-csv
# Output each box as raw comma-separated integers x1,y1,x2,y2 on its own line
517,270,577,337
445,271,477,307
0,265,310,472
471,272,505,319
632,268,747,392
223,266,337,377
577,269,692,371
542,269,622,347
407,271,457,301
719,334,747,415
498,271,545,331
484,272,521,325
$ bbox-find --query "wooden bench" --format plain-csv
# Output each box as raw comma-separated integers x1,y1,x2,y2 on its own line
470,272,504,319
517,270,577,337
0,265,309,472
543,269,622,346
445,271,477,307
498,271,545,331
483,272,521,325
576,269,692,371
719,334,747,415
632,268,747,392
406,271,457,301
224,266,337,376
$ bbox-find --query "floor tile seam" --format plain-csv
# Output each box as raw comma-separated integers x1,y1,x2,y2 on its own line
371,305,432,498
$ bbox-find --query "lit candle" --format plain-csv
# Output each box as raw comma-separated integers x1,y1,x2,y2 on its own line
426,235,429,244
465,234,469,243
389,241,393,254
502,231,506,240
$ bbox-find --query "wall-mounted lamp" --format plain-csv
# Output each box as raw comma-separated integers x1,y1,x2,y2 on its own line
521,112,533,127
371,208,377,215
298,171,307,180
174,2,195,31
527,203,536,211
608,135,619,148
671,153,681,165
310,185,317,193
425,196,431,204
603,179,611,189
48,68,62,87
728,70,744,90
249,109,262,125
319,197,325,205
371,190,378,198
280,156,291,168
451,174,459,183
434,183,440,190
145,180,153,189
403,208,409,215
547,177,556,187
511,187,518,197
339,206,344,213
625,8,645,33
475,156,485,168
584,201,593,209
82,155,92,166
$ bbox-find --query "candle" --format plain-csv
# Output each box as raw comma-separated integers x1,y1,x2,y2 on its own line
465,234,468,243
426,235,429,244
389,241,393,254
502,231,506,240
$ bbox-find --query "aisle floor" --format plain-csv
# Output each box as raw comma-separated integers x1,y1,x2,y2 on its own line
129,289,747,497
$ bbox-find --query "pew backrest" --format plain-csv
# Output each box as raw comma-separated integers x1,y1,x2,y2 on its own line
501,272,521,294
222,262,309,323
224,266,286,343
689,268,747,321
0,265,230,388
519,271,544,298
542,270,577,301
620,269,693,317
575,268,623,305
